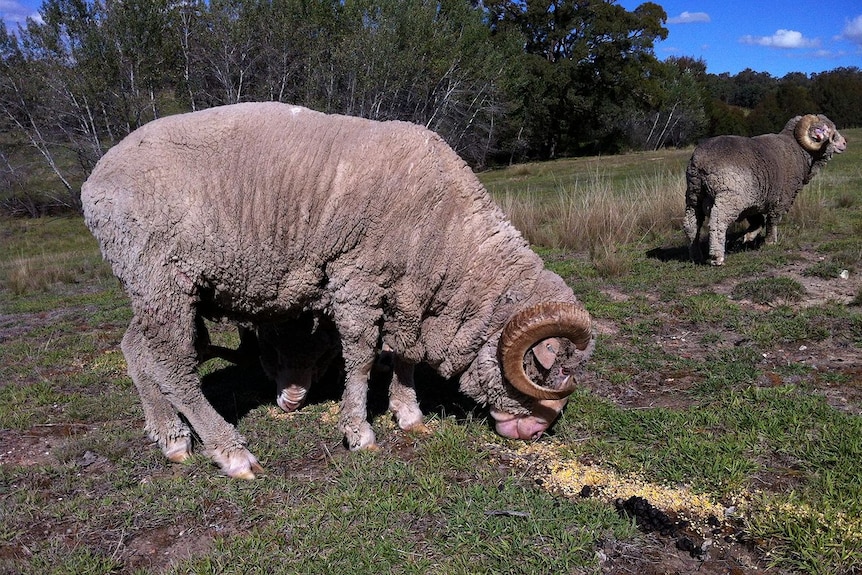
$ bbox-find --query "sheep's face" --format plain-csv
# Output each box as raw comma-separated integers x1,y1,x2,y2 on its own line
815,122,847,156
491,336,590,440
795,115,847,157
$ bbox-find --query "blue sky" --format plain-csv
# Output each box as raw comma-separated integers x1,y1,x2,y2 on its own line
2,0,861,78
618,0,862,76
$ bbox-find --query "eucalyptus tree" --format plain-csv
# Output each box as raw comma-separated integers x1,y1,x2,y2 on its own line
328,0,513,165
625,56,708,150
484,0,667,158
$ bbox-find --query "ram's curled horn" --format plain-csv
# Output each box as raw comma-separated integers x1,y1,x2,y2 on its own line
499,302,592,400
795,114,825,153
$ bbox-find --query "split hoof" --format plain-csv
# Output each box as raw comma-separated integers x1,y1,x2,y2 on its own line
403,422,432,436
344,423,377,451
276,386,309,413
212,448,264,479
162,437,192,463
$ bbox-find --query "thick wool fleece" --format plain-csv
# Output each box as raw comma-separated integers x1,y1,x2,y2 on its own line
82,103,591,466
683,115,845,264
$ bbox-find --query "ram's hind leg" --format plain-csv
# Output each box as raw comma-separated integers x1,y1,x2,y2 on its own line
683,204,705,262
125,306,263,479
706,202,736,266
123,322,193,463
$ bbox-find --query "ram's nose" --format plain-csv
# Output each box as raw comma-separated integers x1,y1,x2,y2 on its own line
490,398,568,440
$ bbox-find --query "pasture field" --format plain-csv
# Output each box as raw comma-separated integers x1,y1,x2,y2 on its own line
1,130,861,574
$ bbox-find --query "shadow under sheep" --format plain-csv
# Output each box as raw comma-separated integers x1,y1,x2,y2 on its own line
200,342,479,433
646,226,766,263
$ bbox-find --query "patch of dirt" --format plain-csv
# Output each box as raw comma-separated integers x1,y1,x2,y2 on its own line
592,246,862,416
124,526,217,572
598,532,777,575
0,424,92,467
711,250,861,308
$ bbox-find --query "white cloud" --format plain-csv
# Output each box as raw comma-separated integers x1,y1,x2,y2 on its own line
668,11,710,25
841,15,862,45
1,0,40,26
740,29,819,49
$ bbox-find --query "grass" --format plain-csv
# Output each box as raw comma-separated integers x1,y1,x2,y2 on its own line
492,165,686,256
1,129,861,574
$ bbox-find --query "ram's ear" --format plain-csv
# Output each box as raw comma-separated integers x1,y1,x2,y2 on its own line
531,338,559,370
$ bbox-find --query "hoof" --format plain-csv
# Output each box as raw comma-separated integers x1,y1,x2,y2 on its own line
403,422,432,436
393,410,424,432
276,386,309,412
212,448,264,479
276,395,303,412
344,423,376,451
390,399,424,431
163,437,192,463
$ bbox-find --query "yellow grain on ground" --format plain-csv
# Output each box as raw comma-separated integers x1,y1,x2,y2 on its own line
758,500,862,545
504,441,725,523
266,400,342,422
90,349,127,377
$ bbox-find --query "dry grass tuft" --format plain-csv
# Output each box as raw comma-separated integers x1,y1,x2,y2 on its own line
3,253,81,294
1,249,113,295
788,180,828,231
496,169,685,258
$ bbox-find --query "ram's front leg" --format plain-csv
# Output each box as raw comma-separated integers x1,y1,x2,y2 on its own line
338,354,377,450
742,213,765,244
764,213,782,245
389,357,428,434
331,300,380,451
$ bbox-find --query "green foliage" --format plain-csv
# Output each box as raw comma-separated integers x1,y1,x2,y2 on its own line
484,0,669,158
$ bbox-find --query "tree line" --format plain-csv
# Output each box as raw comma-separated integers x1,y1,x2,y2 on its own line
2,0,861,216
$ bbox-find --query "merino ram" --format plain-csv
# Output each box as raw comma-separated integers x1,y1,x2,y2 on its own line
683,114,846,265
81,102,594,479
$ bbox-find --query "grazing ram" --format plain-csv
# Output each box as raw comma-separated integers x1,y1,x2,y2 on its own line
683,114,846,265
81,102,593,478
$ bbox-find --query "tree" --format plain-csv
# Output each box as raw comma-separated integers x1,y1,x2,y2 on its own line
704,98,747,137
811,67,862,128
625,56,707,150
747,80,817,135
729,68,775,109
484,0,668,158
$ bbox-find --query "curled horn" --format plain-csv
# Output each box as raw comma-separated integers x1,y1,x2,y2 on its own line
795,114,826,153
499,302,592,400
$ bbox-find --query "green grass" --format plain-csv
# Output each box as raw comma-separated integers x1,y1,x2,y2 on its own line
1,130,861,574
731,276,807,304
